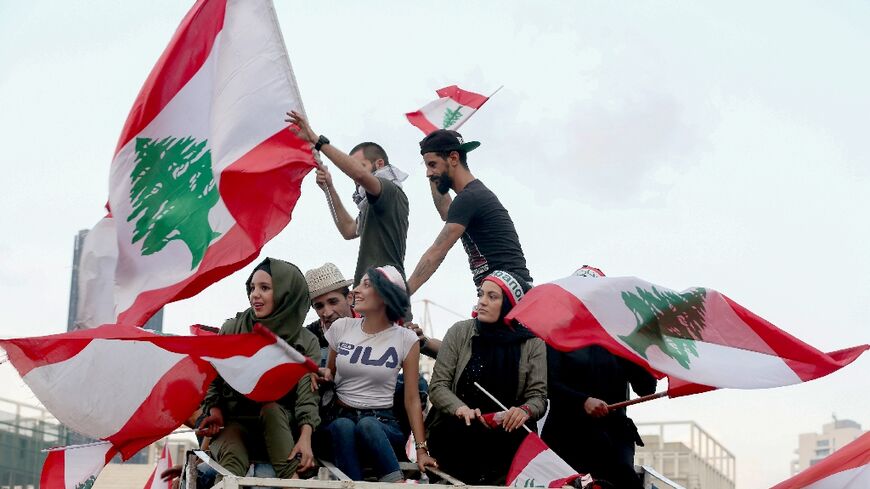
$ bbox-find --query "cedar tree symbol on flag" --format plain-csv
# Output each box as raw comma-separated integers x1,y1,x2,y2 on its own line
76,0,315,329
507,433,589,488
40,442,118,489
143,442,174,489
0,324,317,461
771,431,870,488
505,273,868,396
405,85,492,135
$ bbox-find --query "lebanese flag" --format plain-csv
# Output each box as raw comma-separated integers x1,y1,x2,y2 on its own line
405,85,491,135
40,443,117,489
0,324,317,459
506,274,868,396
772,432,870,489
143,442,174,489
86,0,315,328
507,433,588,488
480,411,505,428
73,214,118,329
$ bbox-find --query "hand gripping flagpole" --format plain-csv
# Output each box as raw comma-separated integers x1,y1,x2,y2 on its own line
606,391,668,411
473,381,532,433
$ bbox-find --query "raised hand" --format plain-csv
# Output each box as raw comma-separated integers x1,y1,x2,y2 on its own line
284,110,318,144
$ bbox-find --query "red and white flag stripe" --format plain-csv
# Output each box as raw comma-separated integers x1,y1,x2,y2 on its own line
506,274,867,396
143,442,174,489
40,443,117,489
405,85,491,135
507,433,586,488
772,432,870,489
0,324,316,459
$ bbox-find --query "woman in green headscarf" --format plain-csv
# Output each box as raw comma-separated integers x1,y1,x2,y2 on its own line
199,258,322,478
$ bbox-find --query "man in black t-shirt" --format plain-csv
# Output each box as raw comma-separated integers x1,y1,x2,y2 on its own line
407,130,532,294
286,111,410,286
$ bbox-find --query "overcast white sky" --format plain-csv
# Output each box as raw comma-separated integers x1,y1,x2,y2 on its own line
1,2,868,487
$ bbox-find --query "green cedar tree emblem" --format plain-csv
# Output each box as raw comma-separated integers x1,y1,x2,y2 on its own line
442,106,463,128
75,475,97,489
127,136,220,270
618,286,708,369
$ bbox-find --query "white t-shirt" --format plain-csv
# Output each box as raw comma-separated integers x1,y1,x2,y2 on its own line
325,317,418,409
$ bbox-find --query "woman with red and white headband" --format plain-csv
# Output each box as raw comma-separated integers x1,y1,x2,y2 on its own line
319,265,437,482
426,270,547,485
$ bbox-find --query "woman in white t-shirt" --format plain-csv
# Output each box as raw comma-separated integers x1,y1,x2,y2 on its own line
320,265,438,482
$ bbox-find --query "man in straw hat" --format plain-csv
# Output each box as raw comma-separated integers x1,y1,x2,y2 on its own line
304,263,355,366
287,111,410,287
407,129,532,295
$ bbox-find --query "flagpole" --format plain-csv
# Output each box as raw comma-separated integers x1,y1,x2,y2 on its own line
473,381,532,433
606,391,668,411
453,85,503,131
40,429,205,452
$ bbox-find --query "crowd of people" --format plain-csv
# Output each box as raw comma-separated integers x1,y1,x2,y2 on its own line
182,112,657,488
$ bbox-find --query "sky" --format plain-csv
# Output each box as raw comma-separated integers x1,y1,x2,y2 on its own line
1,1,869,487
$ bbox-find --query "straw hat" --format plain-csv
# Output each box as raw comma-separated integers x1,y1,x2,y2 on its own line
305,263,353,299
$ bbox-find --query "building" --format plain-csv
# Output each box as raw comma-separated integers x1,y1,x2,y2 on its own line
790,418,864,474
634,421,736,489
0,398,66,489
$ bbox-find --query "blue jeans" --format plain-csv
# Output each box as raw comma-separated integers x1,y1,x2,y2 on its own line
324,407,406,482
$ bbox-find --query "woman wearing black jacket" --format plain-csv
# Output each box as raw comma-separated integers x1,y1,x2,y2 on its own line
542,266,657,489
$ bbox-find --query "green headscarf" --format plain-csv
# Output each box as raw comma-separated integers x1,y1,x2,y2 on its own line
221,257,310,344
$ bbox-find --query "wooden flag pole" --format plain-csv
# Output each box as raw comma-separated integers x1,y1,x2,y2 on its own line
474,381,533,433
606,391,668,411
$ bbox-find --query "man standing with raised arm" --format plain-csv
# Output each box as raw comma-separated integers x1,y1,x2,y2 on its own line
406,129,532,294
286,111,410,286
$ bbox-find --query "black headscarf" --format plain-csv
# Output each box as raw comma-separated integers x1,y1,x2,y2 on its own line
457,272,535,410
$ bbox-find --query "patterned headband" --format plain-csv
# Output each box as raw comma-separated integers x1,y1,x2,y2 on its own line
482,270,525,307
374,265,407,292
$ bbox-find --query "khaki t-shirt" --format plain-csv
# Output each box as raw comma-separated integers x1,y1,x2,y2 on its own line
354,177,409,285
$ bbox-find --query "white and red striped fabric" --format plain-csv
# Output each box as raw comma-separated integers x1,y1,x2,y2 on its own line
40,442,117,489
506,274,868,396
78,0,315,329
0,324,317,459
772,432,870,489
143,442,174,489
507,433,588,488
405,85,490,135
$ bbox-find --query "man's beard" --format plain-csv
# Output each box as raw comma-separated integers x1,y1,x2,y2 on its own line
435,172,453,195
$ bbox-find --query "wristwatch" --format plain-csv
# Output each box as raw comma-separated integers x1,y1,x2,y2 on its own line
314,134,330,152
415,440,429,452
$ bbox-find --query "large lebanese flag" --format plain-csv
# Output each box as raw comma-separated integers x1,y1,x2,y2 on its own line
506,433,589,488
84,0,315,328
772,432,870,489
506,274,868,396
405,85,490,135
0,324,317,459
40,443,118,489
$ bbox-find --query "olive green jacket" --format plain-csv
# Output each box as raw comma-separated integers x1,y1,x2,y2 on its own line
427,319,547,428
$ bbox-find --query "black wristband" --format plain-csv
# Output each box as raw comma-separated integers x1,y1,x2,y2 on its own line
314,134,330,152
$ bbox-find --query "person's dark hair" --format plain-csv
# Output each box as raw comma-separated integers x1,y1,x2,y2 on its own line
338,286,351,297
350,142,390,167
246,259,272,295
365,267,410,322
435,149,468,168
